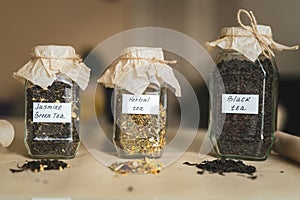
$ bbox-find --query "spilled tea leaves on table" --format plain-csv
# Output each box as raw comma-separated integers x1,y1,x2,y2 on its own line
10,159,71,173
109,157,163,175
183,159,257,179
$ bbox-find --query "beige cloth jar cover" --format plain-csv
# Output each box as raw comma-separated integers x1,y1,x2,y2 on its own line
98,46,181,97
206,9,299,62
13,45,90,90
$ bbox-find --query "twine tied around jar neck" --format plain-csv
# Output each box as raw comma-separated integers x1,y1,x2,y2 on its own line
32,55,83,62
31,55,83,78
13,45,91,90
237,9,275,59
120,57,177,65
98,46,181,97
206,9,298,62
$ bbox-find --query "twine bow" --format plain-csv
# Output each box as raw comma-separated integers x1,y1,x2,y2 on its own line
237,9,275,58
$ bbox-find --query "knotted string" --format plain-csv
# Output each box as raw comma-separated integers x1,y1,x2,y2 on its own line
120,57,177,64
237,9,275,58
32,56,83,77
32,56,82,62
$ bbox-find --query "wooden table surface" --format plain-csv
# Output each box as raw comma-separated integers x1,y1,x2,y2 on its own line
0,117,299,200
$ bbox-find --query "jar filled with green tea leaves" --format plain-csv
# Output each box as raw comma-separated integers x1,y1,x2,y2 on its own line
206,9,298,160
98,46,181,158
13,45,90,158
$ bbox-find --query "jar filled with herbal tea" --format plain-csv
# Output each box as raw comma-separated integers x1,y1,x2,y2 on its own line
206,9,298,160
13,45,90,158
98,46,181,158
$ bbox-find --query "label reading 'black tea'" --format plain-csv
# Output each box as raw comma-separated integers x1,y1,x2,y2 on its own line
222,94,259,114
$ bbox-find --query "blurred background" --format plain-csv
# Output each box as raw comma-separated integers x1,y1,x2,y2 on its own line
0,0,299,135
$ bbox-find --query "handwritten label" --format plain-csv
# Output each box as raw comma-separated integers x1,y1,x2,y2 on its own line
122,94,160,115
222,94,259,114
33,103,72,123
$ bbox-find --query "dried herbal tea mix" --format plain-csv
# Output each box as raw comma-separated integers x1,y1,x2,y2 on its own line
183,159,257,179
113,87,167,158
98,46,181,158
25,78,80,158
206,9,298,160
10,159,71,173
109,157,163,175
13,45,90,159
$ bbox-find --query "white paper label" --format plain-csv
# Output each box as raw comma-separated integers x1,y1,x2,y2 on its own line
33,103,72,123
122,94,160,115
222,94,259,114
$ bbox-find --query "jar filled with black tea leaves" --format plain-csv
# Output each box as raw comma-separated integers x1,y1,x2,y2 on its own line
98,46,181,158
209,50,278,160
13,45,90,159
206,9,298,160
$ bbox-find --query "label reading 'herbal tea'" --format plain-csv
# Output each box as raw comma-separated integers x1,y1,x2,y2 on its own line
33,102,72,123
222,94,259,114
122,94,160,115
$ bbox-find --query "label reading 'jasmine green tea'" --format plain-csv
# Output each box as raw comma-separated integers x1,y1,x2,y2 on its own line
33,102,72,123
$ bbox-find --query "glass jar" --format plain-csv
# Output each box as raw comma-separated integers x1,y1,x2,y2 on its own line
25,74,80,158
113,84,167,158
208,50,279,160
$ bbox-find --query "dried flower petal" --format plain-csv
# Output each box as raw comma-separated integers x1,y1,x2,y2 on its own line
109,158,163,175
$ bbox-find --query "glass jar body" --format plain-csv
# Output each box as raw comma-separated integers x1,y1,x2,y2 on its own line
113,84,167,158
208,50,279,160
25,75,80,159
